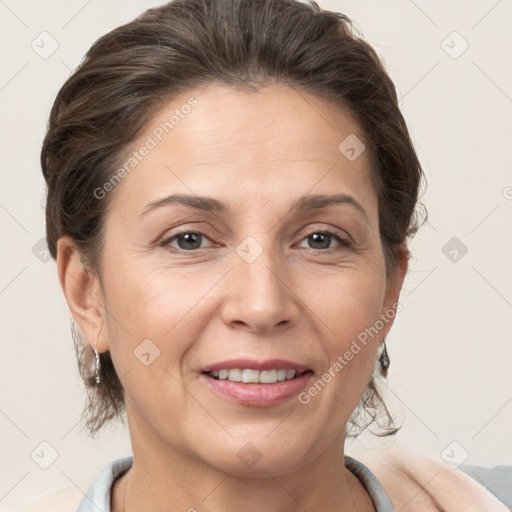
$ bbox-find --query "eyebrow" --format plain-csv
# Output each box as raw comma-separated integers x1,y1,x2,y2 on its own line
139,193,368,223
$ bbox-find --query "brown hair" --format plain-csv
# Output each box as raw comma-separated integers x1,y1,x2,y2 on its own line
41,0,426,437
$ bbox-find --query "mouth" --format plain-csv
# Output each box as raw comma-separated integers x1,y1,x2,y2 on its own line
203,368,311,384
199,359,314,406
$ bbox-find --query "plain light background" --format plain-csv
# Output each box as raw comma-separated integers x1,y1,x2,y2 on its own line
1,0,511,508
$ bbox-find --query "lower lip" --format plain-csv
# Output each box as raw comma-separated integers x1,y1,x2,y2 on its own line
199,372,313,407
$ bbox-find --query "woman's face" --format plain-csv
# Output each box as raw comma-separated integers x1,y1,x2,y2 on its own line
71,83,406,475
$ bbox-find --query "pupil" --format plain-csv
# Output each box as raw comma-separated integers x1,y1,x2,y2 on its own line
179,233,201,250
310,233,329,249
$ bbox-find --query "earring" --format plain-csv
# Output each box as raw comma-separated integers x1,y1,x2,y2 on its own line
379,340,390,376
94,348,101,384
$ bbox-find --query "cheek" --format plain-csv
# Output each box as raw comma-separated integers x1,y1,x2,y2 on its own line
316,267,386,348
101,264,201,429
310,269,385,400
104,261,216,370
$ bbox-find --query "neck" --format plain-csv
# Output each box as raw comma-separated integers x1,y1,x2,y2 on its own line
112,410,375,512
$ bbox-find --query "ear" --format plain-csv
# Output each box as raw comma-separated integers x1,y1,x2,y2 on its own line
380,241,409,338
56,236,109,353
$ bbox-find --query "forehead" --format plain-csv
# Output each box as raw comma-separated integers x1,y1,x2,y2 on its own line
108,82,378,222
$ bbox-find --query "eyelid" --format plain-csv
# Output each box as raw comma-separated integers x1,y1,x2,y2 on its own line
297,222,353,243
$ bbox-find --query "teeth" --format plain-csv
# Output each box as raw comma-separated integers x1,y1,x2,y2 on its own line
228,369,242,382
242,369,260,383
259,369,277,383
212,368,299,383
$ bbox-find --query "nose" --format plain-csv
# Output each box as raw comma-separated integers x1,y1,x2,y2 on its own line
220,242,300,334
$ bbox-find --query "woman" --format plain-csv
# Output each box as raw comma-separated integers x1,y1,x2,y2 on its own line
40,0,510,510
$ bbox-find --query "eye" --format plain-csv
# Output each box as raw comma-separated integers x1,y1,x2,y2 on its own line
297,229,352,251
160,231,215,251
160,228,352,253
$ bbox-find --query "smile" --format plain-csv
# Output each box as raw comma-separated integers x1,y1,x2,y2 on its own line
200,367,314,407
205,368,303,383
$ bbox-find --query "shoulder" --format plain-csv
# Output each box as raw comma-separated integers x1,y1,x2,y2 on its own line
351,442,511,512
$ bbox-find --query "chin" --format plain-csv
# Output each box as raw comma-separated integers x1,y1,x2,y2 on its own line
196,434,323,477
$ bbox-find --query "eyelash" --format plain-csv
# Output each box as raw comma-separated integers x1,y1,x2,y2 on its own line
159,228,352,253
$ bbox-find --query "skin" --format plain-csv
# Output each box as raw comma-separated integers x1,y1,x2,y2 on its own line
57,82,408,512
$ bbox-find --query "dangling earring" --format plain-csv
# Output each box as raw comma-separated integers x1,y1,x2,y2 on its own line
379,340,390,377
94,347,101,384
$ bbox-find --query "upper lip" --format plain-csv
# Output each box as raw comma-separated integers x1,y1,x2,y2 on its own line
202,358,310,373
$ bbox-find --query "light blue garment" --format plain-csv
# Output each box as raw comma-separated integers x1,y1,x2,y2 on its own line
77,455,512,511
77,456,132,512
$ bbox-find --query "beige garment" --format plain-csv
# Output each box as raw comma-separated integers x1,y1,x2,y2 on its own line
352,442,509,512
0,481,87,512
